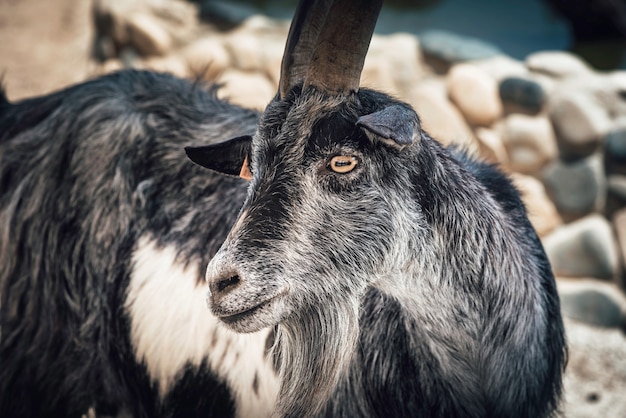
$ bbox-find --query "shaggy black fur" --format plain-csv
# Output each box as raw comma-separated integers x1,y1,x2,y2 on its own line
0,70,252,417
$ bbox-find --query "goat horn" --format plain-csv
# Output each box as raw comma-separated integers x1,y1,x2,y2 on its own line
303,0,383,95
279,0,333,99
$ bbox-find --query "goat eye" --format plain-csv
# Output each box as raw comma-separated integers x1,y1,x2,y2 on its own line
328,156,358,174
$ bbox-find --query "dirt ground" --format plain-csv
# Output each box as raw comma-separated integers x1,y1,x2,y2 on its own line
1,0,626,417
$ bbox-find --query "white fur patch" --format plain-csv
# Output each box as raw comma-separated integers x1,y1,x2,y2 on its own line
126,236,279,417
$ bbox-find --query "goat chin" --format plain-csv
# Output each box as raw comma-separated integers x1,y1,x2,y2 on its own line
275,296,360,418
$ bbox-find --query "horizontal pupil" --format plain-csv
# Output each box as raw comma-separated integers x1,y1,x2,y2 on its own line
335,160,352,166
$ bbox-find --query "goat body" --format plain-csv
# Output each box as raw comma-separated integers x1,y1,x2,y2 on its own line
1,2,566,416
192,86,566,418
0,71,278,417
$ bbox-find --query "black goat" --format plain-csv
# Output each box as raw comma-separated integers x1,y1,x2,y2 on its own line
1,0,566,417
189,0,567,417
0,71,278,417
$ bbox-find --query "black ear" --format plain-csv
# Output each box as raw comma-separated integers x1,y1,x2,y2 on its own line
356,105,420,148
185,135,252,177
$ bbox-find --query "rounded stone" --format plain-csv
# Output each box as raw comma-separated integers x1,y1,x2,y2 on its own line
223,31,285,86
613,209,626,290
447,63,502,126
475,127,509,165
471,55,528,82
198,0,258,30
605,128,626,175
499,77,546,114
127,13,173,56
549,91,612,160
216,70,275,110
557,278,626,328
526,51,592,78
180,36,231,81
510,173,562,237
542,154,606,220
420,30,501,71
363,34,422,101
543,215,621,280
606,175,626,218
407,80,476,150
501,114,558,175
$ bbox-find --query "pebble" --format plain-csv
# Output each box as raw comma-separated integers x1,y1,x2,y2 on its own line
558,278,626,329
363,34,423,100
543,215,620,280
501,114,558,174
216,69,275,110
179,36,231,80
525,51,592,78
613,209,626,290
605,128,626,175
198,0,259,30
474,127,509,166
607,175,626,217
127,13,174,56
420,30,501,71
407,80,476,150
542,154,606,220
362,35,403,97
549,91,612,160
499,77,546,114
511,173,562,237
223,31,284,87
471,55,528,82
447,63,502,126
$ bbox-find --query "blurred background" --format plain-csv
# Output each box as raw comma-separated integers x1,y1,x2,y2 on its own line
1,0,626,416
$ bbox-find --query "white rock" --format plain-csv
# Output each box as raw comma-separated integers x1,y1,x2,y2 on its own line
474,127,509,166
510,173,562,237
471,55,529,82
543,215,621,280
236,14,290,37
127,13,173,56
363,33,423,100
447,63,502,126
501,114,558,175
216,69,275,110
180,36,231,80
407,79,476,150
557,277,626,328
549,90,612,159
362,38,399,97
94,0,199,56
613,208,626,290
526,51,592,78
223,32,284,88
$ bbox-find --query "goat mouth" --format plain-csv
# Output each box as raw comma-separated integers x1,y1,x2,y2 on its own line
216,295,281,325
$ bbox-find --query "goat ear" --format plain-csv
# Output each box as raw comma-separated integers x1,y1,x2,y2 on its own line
356,105,420,148
185,135,253,180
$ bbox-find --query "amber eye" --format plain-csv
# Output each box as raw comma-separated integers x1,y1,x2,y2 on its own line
328,155,358,174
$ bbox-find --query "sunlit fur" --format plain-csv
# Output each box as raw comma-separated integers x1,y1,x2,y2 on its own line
206,85,567,418
0,71,278,417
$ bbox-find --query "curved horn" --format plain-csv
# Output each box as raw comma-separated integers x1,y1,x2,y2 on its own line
279,0,333,99
304,0,383,95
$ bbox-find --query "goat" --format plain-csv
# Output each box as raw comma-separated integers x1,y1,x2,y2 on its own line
0,0,566,417
186,0,567,417
0,72,278,417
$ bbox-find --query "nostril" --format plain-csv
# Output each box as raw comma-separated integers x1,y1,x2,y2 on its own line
216,275,240,294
